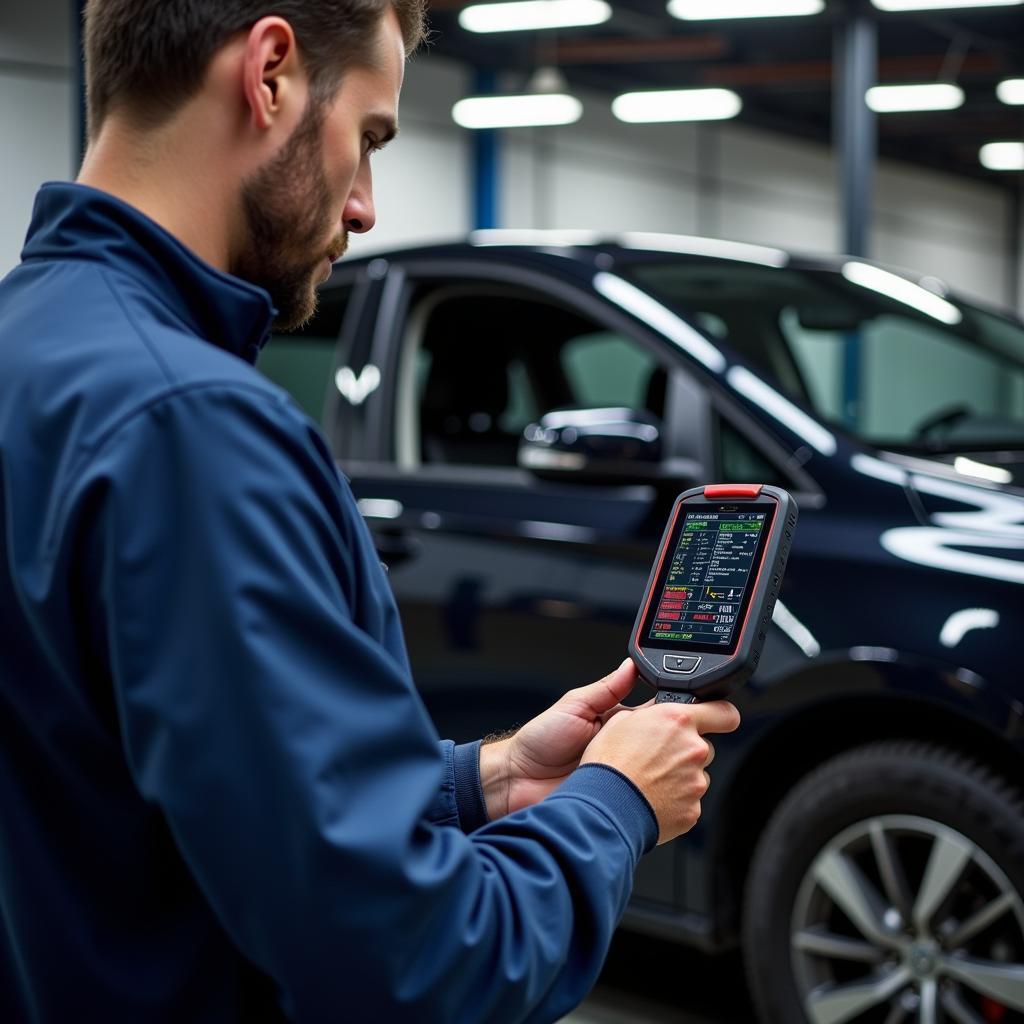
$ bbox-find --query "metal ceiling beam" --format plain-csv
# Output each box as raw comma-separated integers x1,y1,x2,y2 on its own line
538,35,729,65
879,114,1024,137
699,52,1004,88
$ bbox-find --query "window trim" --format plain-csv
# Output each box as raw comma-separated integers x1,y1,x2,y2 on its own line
361,258,715,483
709,392,826,509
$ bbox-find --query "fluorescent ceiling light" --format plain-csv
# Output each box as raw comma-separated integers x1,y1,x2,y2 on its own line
452,94,583,129
669,0,824,17
612,88,741,123
980,142,1024,170
871,0,1021,9
460,0,611,32
866,83,964,112
842,262,963,324
997,78,1024,104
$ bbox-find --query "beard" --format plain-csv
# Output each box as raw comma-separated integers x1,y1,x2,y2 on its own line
235,102,347,332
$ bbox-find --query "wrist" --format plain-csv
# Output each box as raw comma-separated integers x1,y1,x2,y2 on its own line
479,736,513,820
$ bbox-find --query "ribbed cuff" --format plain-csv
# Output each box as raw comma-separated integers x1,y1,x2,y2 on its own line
554,764,659,859
453,740,489,833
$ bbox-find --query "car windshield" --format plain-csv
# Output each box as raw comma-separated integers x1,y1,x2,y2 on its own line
624,257,1024,453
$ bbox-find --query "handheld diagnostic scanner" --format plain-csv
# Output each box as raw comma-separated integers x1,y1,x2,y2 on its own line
629,484,798,704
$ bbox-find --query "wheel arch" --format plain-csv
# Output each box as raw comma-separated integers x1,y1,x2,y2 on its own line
707,658,1024,944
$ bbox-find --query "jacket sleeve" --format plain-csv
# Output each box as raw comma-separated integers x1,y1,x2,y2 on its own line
82,383,657,1024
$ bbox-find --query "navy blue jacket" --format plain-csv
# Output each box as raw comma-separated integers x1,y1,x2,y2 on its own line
0,183,657,1023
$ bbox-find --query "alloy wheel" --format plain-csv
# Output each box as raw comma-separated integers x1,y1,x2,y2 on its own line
791,814,1024,1024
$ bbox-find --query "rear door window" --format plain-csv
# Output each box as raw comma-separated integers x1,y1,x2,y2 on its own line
258,285,353,423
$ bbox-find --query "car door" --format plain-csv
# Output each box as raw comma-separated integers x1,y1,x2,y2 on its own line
345,261,703,728
340,257,717,904
255,266,383,437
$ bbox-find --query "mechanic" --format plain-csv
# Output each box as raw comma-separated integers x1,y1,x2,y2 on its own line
0,2,741,1021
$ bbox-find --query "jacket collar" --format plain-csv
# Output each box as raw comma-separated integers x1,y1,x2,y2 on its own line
21,182,277,364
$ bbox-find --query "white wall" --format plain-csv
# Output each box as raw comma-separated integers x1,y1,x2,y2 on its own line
345,55,472,260
348,56,1019,313
0,18,1019,317
494,74,1018,311
0,0,74,276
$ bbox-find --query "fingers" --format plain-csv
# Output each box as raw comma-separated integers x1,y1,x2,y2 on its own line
689,700,741,736
703,740,715,769
569,659,638,716
639,698,739,736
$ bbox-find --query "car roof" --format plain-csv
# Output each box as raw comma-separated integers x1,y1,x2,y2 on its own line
341,229,920,282
335,230,999,311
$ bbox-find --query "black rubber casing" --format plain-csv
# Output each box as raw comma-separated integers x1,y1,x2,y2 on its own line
629,484,798,701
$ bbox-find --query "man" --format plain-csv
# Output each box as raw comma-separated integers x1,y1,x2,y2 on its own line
0,1,740,1021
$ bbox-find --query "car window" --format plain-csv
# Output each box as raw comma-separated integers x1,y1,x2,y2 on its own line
718,417,791,488
625,258,1024,451
780,307,1024,445
398,285,665,468
257,286,352,423
561,331,657,411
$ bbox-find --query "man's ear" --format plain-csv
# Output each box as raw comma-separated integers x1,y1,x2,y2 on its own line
242,16,302,131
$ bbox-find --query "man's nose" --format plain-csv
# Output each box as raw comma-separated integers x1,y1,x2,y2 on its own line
343,175,375,234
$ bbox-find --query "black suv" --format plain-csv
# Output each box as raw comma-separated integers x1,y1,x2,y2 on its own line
259,232,1024,1024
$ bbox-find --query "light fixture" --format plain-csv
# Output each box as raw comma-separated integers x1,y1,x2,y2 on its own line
459,0,611,33
452,93,583,129
871,0,1021,10
669,0,823,17
996,78,1024,105
865,83,964,112
612,88,742,123
980,142,1024,170
841,262,963,324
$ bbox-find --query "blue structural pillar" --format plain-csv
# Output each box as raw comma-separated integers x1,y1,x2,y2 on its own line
833,7,877,428
472,69,500,230
834,10,877,259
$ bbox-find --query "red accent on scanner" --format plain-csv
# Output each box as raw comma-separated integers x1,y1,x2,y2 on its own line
703,484,763,500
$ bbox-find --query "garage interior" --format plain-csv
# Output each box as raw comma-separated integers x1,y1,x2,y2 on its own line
2,2,1023,1023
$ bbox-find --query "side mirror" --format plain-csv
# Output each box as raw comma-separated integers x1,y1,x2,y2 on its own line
518,407,663,482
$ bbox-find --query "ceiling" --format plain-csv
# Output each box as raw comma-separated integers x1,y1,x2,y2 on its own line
425,0,1024,189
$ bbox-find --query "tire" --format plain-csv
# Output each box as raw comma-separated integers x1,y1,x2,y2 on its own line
742,741,1024,1024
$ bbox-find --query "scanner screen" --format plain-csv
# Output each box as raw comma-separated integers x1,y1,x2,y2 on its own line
647,509,769,649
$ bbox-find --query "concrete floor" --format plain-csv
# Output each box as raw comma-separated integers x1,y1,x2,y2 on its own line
562,932,755,1024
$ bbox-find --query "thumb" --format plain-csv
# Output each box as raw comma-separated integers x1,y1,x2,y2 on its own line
569,658,638,716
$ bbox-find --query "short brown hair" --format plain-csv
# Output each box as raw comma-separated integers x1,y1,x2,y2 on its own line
83,0,426,136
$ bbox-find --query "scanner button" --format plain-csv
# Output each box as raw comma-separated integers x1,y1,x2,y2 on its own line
664,655,701,675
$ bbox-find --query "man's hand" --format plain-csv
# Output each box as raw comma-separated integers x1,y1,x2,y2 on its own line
479,660,639,820
580,699,741,845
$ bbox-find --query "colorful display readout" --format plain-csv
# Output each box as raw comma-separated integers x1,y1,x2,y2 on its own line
648,511,766,646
